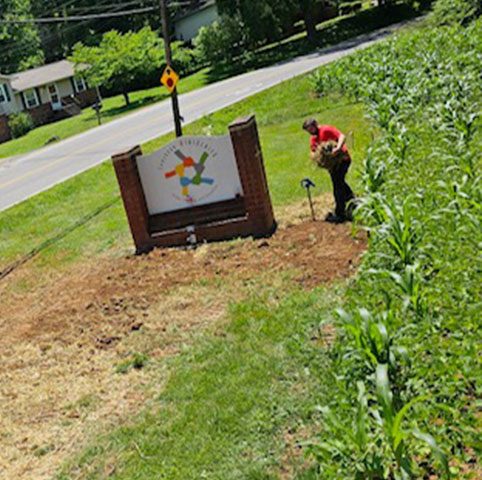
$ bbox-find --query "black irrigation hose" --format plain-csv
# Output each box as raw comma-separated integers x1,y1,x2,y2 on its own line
0,196,120,282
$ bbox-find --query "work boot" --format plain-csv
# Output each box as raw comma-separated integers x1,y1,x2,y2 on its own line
325,212,347,224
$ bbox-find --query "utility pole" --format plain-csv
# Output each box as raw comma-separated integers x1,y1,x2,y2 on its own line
160,0,183,137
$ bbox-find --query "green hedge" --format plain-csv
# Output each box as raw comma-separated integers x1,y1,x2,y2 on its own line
8,112,34,138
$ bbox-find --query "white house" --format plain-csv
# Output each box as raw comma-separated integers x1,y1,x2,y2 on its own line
0,60,97,143
174,0,219,42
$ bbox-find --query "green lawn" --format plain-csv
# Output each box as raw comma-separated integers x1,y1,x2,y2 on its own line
0,67,374,479
0,74,373,273
58,284,341,480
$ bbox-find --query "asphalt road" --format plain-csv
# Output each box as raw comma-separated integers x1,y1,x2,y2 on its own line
0,22,407,212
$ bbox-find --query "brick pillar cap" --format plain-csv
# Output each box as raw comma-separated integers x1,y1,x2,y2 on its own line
112,145,141,163
229,114,256,130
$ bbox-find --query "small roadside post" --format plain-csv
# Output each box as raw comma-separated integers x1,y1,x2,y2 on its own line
301,178,316,221
160,0,183,138
92,101,103,126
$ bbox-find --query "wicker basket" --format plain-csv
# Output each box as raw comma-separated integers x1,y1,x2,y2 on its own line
311,140,347,171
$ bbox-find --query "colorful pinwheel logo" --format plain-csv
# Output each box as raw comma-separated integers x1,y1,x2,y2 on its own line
164,149,215,202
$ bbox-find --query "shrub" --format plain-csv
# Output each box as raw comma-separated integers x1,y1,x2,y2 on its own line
431,0,481,26
172,43,204,75
194,15,247,65
8,112,34,138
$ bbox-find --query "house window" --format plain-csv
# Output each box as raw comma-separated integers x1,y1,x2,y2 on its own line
24,89,40,109
74,76,86,93
0,84,9,103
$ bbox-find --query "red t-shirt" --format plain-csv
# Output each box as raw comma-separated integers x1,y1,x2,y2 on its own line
310,125,348,154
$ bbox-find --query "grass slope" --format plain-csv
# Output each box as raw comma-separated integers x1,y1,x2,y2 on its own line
0,74,373,272
58,285,339,480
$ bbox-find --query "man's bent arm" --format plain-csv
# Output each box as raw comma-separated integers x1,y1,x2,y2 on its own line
336,133,346,151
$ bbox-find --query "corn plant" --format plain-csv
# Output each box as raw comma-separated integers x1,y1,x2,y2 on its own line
308,372,450,480
374,364,450,480
336,308,401,371
373,198,420,268
307,15,481,479
306,382,387,479
387,264,426,318
362,147,387,195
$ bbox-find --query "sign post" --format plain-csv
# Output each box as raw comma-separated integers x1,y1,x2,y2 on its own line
160,0,183,138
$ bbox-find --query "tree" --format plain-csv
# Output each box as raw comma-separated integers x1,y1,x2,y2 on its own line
216,0,296,47
30,0,160,64
299,0,321,44
195,15,247,65
0,0,43,73
214,0,328,49
70,27,165,106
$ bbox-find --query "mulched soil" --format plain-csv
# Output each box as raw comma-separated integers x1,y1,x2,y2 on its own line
0,220,365,349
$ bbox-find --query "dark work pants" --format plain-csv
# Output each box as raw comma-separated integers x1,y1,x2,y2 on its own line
329,159,354,218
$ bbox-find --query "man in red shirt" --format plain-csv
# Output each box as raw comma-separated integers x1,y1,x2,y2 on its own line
303,118,354,223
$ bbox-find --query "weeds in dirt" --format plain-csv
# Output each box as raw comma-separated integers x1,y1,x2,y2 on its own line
115,353,150,374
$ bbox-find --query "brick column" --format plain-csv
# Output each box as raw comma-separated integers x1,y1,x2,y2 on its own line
229,115,276,237
112,145,152,254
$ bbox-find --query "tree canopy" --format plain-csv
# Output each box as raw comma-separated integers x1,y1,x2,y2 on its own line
70,27,164,105
0,0,43,73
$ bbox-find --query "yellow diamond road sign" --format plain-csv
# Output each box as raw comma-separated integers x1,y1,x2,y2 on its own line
161,66,179,93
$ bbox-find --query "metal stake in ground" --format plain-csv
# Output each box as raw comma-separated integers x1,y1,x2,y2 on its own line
301,178,316,221
160,0,183,138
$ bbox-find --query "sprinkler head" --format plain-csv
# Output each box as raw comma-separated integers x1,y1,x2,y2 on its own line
301,178,315,189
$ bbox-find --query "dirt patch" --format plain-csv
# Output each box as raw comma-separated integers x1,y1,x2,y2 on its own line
278,426,314,480
0,195,366,479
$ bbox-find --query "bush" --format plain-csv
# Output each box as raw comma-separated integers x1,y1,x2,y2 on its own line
431,0,481,26
194,15,247,66
171,43,204,75
8,112,34,138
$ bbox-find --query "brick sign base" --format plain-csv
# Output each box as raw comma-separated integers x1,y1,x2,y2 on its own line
112,115,276,253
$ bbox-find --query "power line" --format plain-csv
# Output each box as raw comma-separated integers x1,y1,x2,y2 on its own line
0,0,192,69
69,1,156,13
0,6,157,24
0,2,142,64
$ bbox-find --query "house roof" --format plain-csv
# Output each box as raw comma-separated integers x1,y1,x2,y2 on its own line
175,0,216,22
9,60,79,92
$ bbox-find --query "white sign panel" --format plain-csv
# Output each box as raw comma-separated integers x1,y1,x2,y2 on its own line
136,135,244,215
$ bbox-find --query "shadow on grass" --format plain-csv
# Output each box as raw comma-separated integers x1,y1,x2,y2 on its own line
80,94,168,125
206,4,424,84
100,95,165,119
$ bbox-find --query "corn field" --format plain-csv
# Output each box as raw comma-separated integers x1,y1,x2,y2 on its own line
307,16,481,479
